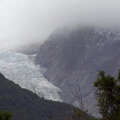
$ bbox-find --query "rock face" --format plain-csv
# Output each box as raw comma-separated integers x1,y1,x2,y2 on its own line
35,27,120,116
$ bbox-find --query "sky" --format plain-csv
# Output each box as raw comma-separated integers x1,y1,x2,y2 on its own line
0,0,120,50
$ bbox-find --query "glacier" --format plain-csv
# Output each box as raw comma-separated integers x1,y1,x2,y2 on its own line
0,50,62,102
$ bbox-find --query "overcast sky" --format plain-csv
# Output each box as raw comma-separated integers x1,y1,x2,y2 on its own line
0,0,120,50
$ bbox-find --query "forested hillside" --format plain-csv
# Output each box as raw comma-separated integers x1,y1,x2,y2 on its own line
0,73,74,120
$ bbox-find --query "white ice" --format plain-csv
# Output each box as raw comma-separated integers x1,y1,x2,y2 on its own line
0,50,62,102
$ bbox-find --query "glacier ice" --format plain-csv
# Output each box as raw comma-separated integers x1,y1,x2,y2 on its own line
0,50,62,102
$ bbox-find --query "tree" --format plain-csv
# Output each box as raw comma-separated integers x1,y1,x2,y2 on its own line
0,111,12,120
72,84,88,120
94,70,120,120
72,84,98,120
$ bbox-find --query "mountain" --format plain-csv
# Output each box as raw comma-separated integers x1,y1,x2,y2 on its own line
0,73,75,120
0,50,62,102
33,27,120,116
16,42,41,55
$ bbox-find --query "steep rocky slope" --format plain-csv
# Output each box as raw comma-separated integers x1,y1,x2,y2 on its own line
35,27,120,116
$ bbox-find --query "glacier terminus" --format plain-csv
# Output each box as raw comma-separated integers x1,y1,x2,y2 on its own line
0,50,62,102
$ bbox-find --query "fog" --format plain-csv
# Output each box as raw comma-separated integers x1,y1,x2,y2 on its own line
0,0,120,50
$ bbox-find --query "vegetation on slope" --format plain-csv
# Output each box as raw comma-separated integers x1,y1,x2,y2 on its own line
0,73,74,120
0,68,120,120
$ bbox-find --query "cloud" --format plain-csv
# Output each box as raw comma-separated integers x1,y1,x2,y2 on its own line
0,0,120,50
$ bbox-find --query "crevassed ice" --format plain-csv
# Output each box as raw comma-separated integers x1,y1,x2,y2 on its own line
0,50,62,102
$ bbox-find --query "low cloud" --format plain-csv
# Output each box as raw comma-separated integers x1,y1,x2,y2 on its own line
0,0,120,50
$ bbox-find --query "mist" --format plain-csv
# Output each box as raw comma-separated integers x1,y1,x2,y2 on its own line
0,0,120,50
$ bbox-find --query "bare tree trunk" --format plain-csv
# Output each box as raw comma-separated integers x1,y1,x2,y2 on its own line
72,83,89,120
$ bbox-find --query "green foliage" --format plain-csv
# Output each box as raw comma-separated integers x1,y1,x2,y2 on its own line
72,108,97,120
90,118,99,120
0,111,12,120
0,73,74,120
72,108,82,119
94,70,120,120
